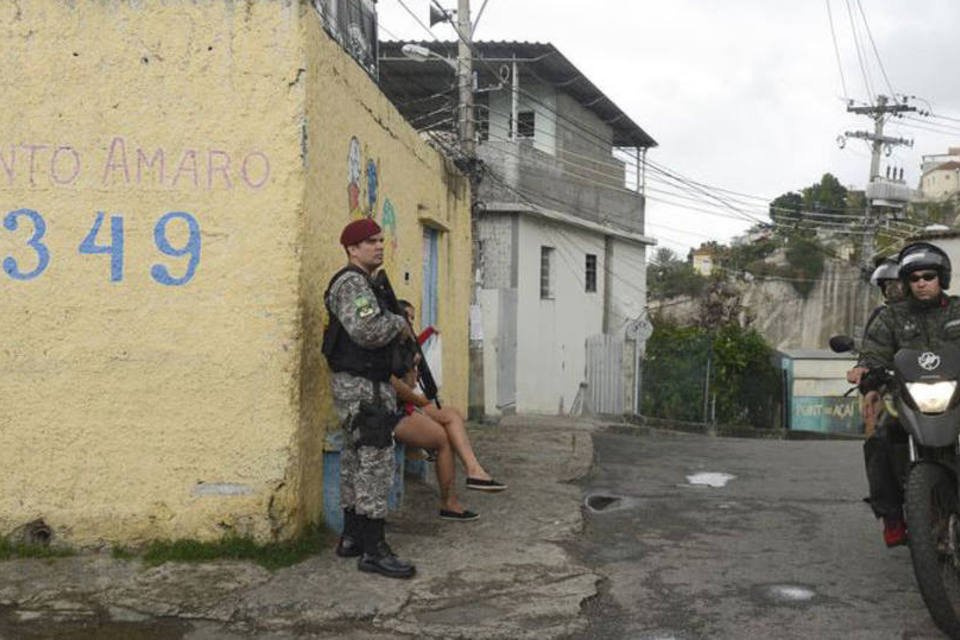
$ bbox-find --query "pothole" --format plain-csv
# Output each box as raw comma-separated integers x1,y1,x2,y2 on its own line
585,494,622,512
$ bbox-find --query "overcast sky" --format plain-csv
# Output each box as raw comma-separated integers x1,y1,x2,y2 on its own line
375,0,960,256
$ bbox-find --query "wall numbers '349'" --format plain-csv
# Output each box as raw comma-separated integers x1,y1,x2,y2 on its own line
2,209,202,285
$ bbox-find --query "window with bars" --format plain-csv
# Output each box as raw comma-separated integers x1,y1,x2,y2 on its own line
540,246,555,299
585,254,597,292
517,110,535,138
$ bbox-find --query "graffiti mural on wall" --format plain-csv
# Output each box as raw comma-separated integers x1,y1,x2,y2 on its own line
346,137,399,259
347,137,362,216
381,199,397,252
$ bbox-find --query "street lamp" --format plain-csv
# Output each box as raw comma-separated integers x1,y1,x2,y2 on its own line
400,43,457,70
399,36,474,161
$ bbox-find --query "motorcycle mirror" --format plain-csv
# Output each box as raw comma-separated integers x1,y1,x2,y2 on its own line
829,335,856,353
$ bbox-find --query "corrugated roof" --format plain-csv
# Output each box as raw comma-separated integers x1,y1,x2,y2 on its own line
378,40,657,148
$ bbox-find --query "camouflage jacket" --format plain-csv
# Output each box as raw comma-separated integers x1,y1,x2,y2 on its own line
860,295,960,369
326,267,407,410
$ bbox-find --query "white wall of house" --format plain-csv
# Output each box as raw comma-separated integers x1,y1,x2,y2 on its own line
478,212,649,416
514,216,605,414
921,166,960,201
605,237,648,333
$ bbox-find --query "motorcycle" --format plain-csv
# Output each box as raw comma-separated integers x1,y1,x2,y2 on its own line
831,335,960,638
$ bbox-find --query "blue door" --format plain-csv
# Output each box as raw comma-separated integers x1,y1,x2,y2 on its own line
422,227,439,328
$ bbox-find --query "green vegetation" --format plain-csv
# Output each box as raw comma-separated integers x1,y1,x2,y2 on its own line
0,538,76,560
642,316,781,429
647,247,708,300
769,173,852,229
783,233,826,297
111,545,136,560
135,526,332,570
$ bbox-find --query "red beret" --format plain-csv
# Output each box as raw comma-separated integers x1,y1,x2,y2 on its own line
340,218,382,247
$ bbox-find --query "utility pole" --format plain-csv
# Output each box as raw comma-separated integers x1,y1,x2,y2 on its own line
840,95,915,335
842,95,916,260
456,0,474,161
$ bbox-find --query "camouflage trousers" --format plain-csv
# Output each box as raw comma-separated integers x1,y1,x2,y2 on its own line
332,375,397,520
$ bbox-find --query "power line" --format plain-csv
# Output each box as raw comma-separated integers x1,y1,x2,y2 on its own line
380,28,905,259
929,111,960,125
394,0,440,41
471,0,491,35
844,0,873,101
855,0,896,98
481,126,906,238
825,0,849,100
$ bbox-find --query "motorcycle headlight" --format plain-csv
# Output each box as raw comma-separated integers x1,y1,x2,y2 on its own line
905,381,958,414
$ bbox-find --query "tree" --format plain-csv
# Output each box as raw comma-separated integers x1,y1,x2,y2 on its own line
769,191,803,229
802,173,848,221
769,173,851,232
647,248,708,300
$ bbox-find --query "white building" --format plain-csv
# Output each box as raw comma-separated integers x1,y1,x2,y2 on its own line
379,41,657,417
920,147,960,202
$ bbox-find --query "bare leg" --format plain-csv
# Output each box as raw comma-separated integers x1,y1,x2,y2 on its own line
423,404,491,480
394,412,465,513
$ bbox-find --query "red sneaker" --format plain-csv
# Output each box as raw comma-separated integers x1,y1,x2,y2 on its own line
883,518,908,547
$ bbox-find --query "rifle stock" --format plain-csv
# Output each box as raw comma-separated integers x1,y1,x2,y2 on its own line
373,270,442,407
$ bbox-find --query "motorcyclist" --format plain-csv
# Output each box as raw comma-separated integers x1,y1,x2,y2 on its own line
847,257,906,436
853,242,960,547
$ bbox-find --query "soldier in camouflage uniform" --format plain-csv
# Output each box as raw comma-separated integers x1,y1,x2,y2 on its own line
323,218,416,579
854,242,960,547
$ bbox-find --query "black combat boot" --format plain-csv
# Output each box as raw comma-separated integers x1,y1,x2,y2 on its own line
335,508,363,558
357,516,416,579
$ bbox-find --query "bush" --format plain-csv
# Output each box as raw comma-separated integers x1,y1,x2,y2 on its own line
642,317,781,428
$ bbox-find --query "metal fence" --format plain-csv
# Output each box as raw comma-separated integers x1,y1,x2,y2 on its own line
640,331,782,428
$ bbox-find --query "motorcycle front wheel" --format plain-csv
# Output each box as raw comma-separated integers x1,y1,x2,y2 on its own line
907,461,960,639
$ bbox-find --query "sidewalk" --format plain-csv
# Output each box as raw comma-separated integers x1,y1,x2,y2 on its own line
0,416,600,639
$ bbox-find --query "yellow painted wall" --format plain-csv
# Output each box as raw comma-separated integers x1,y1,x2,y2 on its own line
0,1,471,545
298,15,472,515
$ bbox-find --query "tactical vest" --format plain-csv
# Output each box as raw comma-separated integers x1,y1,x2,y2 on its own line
322,265,397,382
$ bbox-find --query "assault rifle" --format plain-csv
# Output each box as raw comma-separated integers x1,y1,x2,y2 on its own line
373,270,441,407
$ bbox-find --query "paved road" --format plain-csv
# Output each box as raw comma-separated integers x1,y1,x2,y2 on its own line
566,426,947,640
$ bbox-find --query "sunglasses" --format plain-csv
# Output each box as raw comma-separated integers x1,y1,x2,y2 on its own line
909,272,938,283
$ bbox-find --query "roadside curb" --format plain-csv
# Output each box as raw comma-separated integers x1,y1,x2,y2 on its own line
600,413,864,441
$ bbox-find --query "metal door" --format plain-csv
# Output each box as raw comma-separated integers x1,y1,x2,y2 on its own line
586,334,624,415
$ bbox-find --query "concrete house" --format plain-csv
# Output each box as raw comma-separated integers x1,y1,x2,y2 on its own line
379,41,657,417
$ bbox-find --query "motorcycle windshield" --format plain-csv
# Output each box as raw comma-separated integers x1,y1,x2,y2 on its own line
894,345,960,383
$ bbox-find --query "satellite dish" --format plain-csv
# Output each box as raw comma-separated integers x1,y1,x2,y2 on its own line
429,5,451,26
498,64,511,82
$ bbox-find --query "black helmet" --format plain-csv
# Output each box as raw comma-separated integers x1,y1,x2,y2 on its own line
869,258,899,288
898,242,951,289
